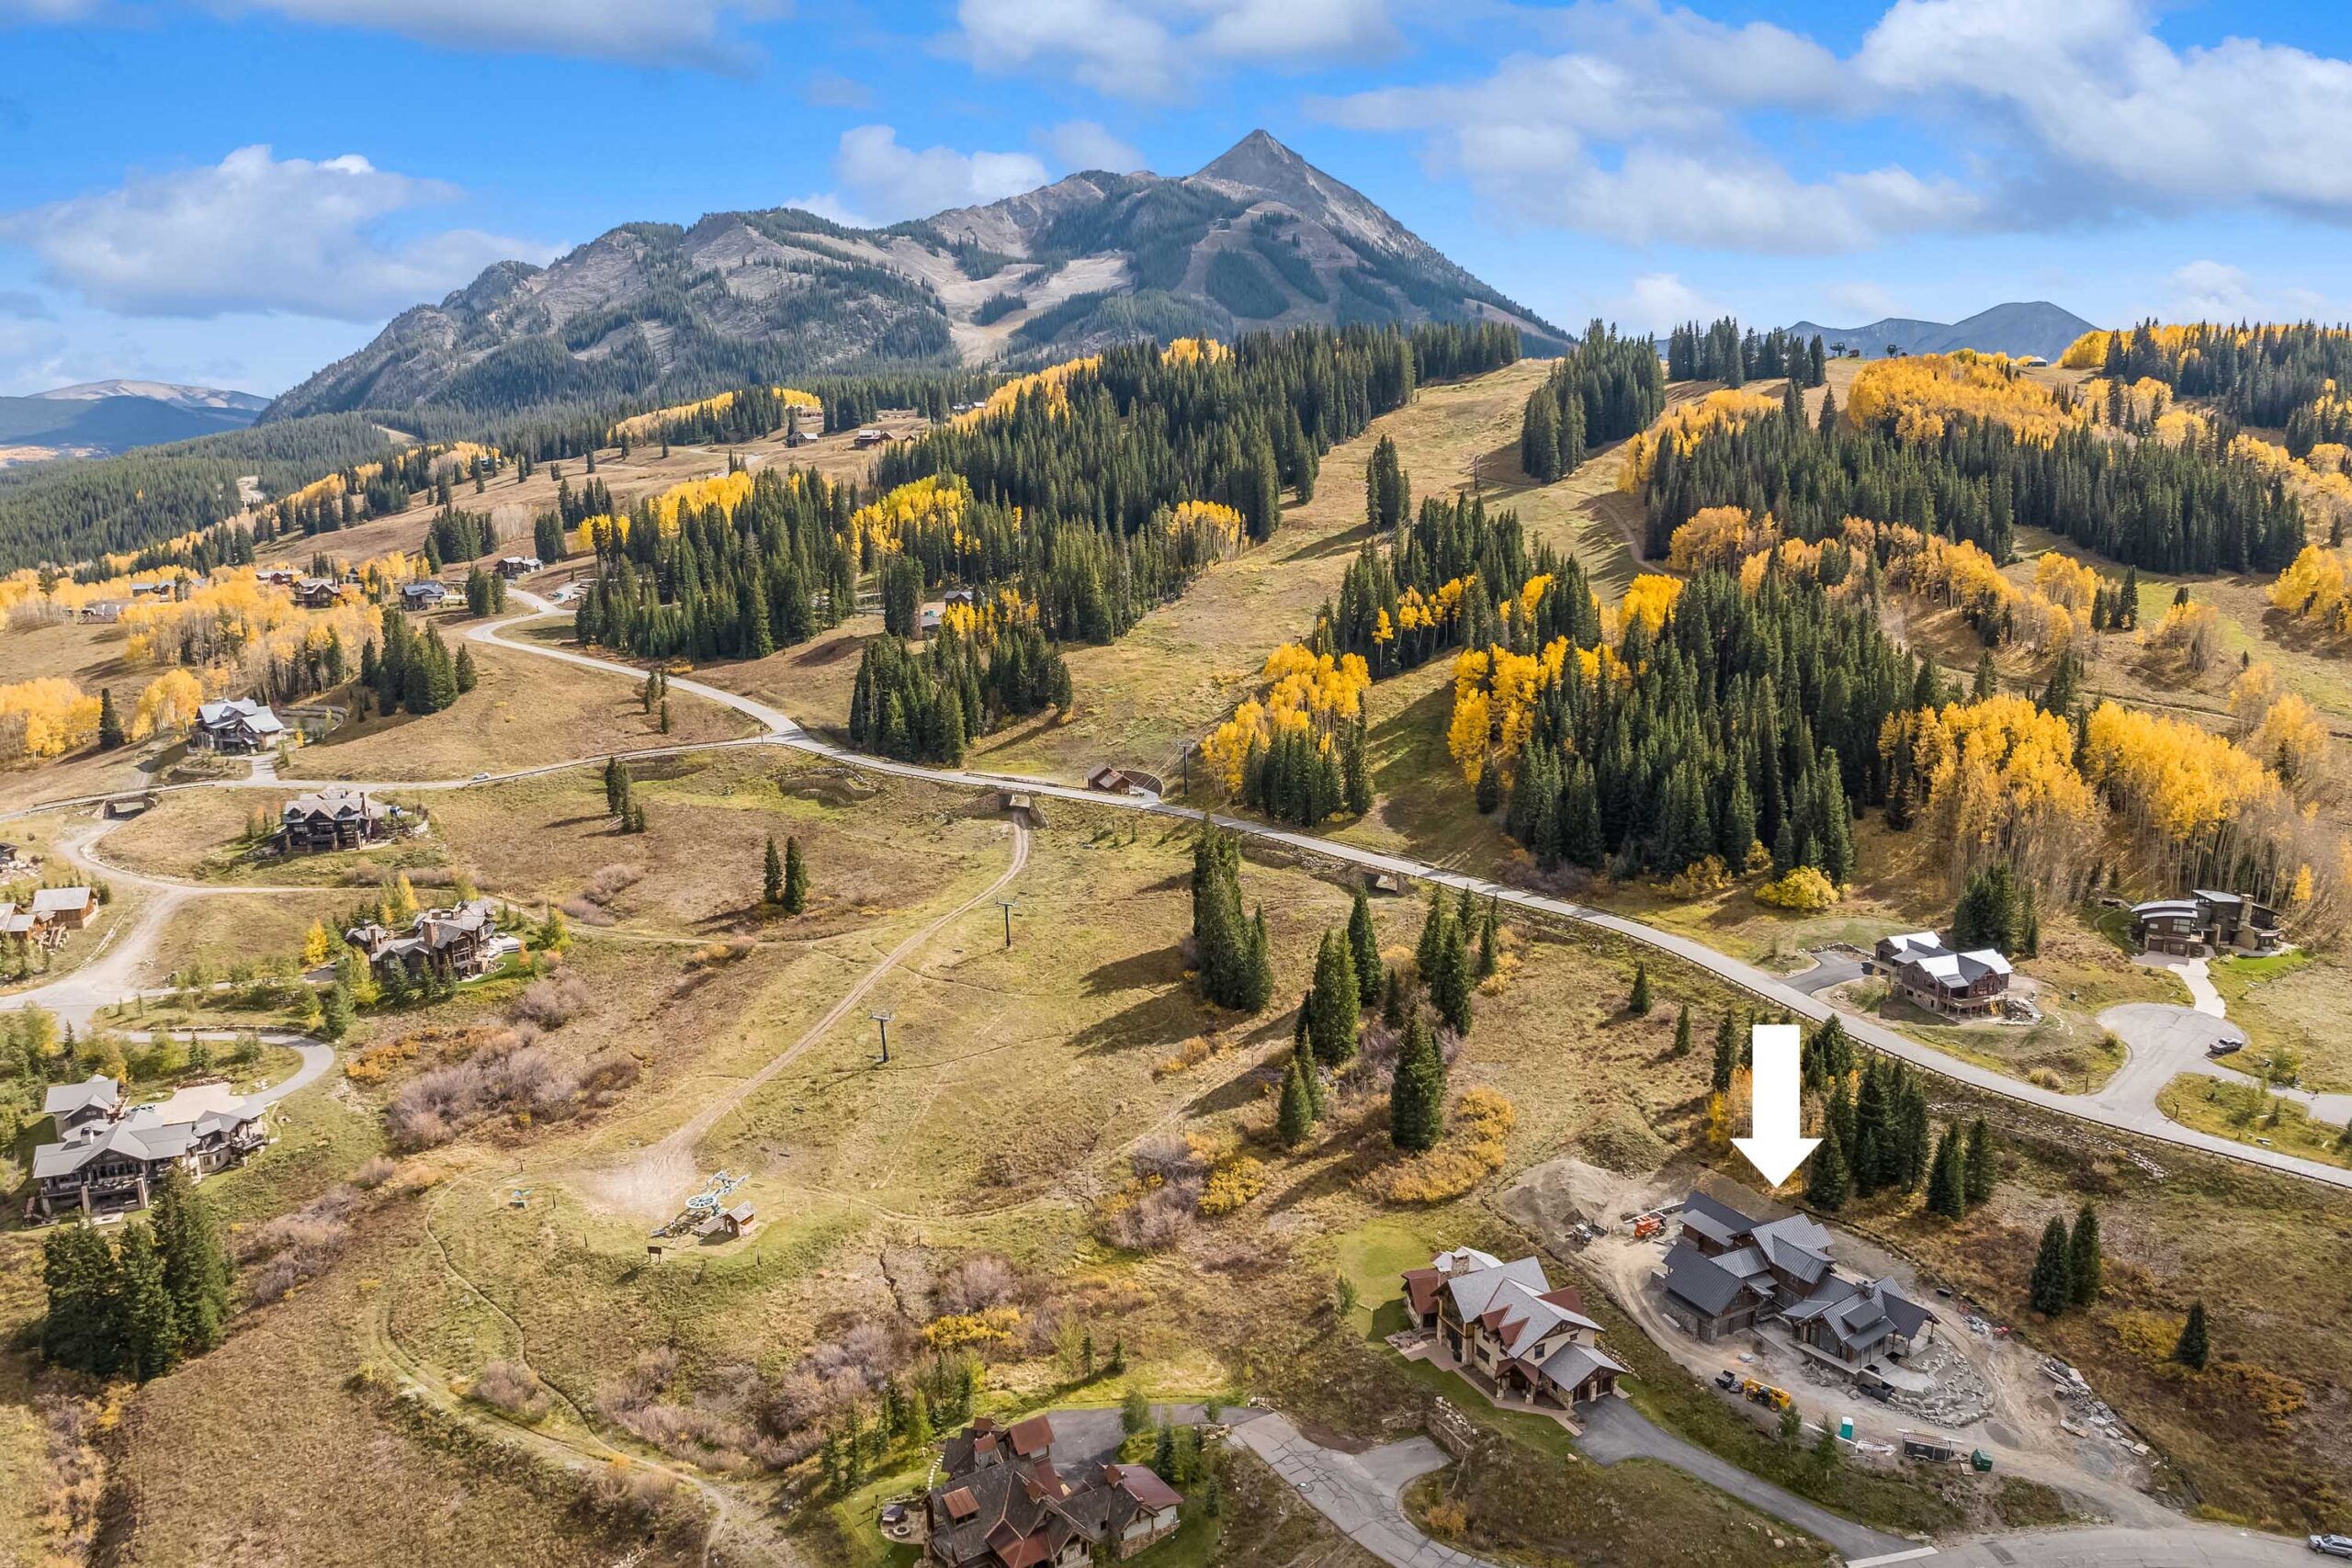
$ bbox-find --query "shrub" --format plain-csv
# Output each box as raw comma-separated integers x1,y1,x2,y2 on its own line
1756,866,1841,909
1361,1088,1517,1204
243,1185,364,1305
511,974,592,1029
935,1255,1020,1315
921,1307,1023,1351
472,1359,552,1420
580,863,642,907
384,1031,582,1149
351,1156,399,1189
1197,1156,1267,1216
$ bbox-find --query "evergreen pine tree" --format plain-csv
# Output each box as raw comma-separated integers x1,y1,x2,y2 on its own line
2068,1204,2103,1307
150,1167,231,1355
1963,1118,1996,1209
2030,1216,2073,1316
115,1222,181,1382
1805,1120,1850,1209
1242,906,1275,1013
1415,887,1449,977
1294,1036,1324,1120
1712,1015,1736,1092
783,836,809,914
2173,1302,2209,1371
1346,887,1383,1008
1673,1003,1693,1058
1380,966,1408,1030
1277,1059,1315,1146
764,836,785,905
1431,917,1473,1035
1926,1127,1964,1218
1389,1016,1444,1151
1476,900,1498,980
97,688,124,750
320,982,354,1041
1307,930,1361,1066
1628,962,1652,1017
40,1223,120,1375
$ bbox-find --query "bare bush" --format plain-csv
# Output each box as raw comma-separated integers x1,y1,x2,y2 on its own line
579,1050,641,1102
935,1255,1020,1315
582,1459,708,1546
581,863,643,907
1099,1183,1198,1251
243,1185,363,1305
760,1321,905,1440
560,896,615,926
511,974,592,1030
597,1353,783,1473
1129,1136,1202,1184
473,1359,552,1420
384,1031,583,1149
350,1155,399,1189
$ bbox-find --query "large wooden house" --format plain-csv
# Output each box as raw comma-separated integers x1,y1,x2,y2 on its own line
2131,890,2284,958
922,1415,1182,1568
1402,1247,1627,1410
278,787,403,852
191,698,285,755
28,1077,268,1220
1873,931,2012,1018
1659,1190,1938,1378
345,897,503,981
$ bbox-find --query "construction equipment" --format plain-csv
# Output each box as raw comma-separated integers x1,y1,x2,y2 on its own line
1633,1213,1665,1240
1742,1379,1792,1412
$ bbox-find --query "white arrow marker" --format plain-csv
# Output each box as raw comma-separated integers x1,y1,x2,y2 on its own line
1734,1022,1821,1187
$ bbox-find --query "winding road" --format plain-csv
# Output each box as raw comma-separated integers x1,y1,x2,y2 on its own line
11,587,2351,1202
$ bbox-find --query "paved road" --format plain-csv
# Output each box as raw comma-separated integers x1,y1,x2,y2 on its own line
1788,954,1869,997
1890,1524,2321,1566
2098,998,2352,1130
1577,1398,1909,1562
1035,1403,1267,1466
1245,1408,2318,1568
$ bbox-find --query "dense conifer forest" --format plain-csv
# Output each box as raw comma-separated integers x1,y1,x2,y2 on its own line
1641,382,2304,572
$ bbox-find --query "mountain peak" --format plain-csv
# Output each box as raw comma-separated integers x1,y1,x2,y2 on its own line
1194,129,1313,191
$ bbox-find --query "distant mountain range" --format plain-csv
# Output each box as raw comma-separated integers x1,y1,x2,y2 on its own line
0,380,268,466
1786,302,2096,363
265,130,1565,423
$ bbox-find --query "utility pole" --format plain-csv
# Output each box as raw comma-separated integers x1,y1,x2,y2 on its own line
997,897,1019,950
870,1010,893,1065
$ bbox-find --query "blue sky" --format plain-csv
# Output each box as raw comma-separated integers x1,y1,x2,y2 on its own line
5,0,2352,397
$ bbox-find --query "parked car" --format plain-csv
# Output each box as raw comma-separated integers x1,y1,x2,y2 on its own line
2310,1534,2352,1558
2207,1037,2245,1057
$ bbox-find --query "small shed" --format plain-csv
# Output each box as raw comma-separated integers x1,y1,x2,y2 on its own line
699,1201,758,1240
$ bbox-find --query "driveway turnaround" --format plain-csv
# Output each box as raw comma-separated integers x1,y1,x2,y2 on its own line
1235,1414,1498,1568
1577,1398,1911,1562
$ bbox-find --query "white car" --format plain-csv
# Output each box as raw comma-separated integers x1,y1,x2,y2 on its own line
2311,1534,2352,1558
470,771,491,782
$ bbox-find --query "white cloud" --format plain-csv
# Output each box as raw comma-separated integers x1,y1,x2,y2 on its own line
805,69,872,109
956,0,1178,96
220,0,775,70
2164,260,2331,322
828,126,1050,223
955,0,1394,99
1857,0,2352,220
1197,0,1396,62
0,145,548,321
1825,281,1903,322
1607,272,1724,333
1316,0,2352,253
1037,119,1144,175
